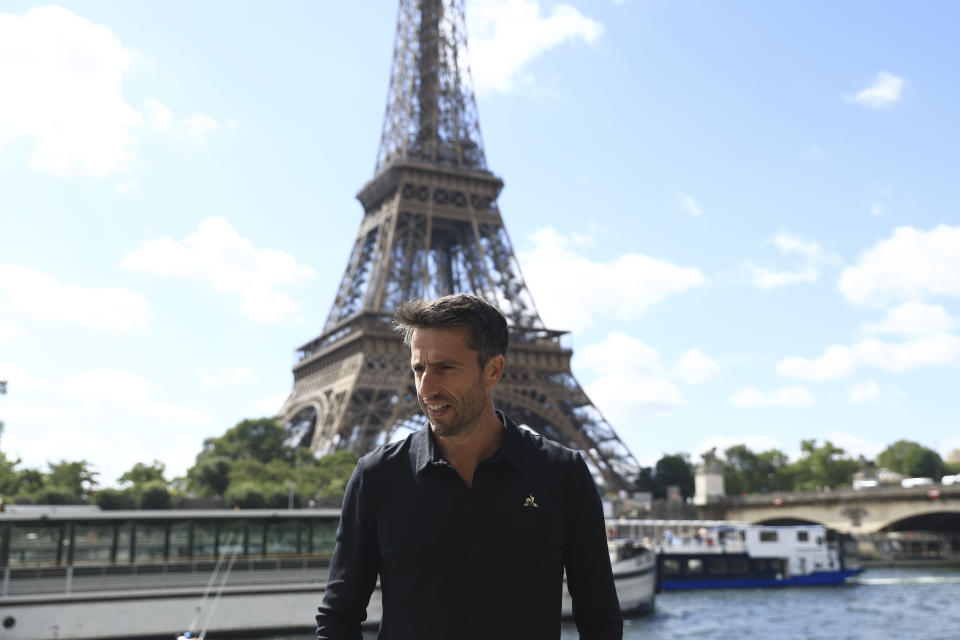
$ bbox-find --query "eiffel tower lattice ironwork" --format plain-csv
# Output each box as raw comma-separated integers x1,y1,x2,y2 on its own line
279,0,640,490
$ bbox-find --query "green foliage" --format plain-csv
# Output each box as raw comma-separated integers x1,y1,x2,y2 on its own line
657,454,694,498
199,418,291,464
137,480,173,509
46,460,98,499
788,440,859,491
722,445,792,495
118,460,167,486
311,450,359,499
92,488,135,510
32,485,77,505
225,481,267,508
187,456,233,496
877,440,944,479
0,450,22,498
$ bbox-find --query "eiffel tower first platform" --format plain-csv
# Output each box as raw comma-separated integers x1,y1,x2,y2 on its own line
279,0,640,490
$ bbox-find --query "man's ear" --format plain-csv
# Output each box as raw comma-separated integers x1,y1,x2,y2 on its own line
484,354,505,387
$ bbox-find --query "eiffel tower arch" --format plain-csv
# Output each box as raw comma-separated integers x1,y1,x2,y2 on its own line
280,0,640,490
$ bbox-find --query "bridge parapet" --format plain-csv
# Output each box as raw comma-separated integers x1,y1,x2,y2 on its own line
714,484,960,534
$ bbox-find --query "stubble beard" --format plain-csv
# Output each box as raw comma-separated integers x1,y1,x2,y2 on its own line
422,377,488,439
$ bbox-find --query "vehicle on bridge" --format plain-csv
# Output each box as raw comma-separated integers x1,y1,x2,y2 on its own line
606,519,863,591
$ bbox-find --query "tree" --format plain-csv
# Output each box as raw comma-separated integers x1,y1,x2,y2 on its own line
199,418,291,464
137,480,173,509
118,460,167,487
187,456,232,496
722,445,792,495
32,485,76,505
0,450,22,498
877,440,944,479
653,454,694,499
46,460,98,500
92,488,135,510
788,440,858,491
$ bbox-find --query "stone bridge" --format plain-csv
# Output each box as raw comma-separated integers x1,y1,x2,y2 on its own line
710,484,960,534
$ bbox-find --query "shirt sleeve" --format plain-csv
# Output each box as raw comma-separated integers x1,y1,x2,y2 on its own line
563,453,623,640
316,458,380,640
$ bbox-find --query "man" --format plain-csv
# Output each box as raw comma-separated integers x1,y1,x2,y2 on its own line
317,294,622,639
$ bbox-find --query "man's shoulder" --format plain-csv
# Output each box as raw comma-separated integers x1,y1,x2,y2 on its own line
353,430,420,477
507,419,584,469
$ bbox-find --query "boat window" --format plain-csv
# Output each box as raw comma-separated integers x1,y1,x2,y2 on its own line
707,558,728,574
797,531,808,542
685,558,703,574
219,520,247,556
6,523,62,566
192,521,217,559
754,558,768,571
134,522,167,562
72,522,116,564
729,557,749,574
759,531,778,542
265,520,300,556
168,521,192,560
248,521,266,556
115,523,132,563
310,519,338,556
661,558,680,575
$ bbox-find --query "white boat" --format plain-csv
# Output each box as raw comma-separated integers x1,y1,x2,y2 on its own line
0,506,654,639
607,518,862,591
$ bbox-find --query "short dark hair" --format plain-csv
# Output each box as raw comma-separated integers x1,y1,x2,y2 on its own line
392,294,509,366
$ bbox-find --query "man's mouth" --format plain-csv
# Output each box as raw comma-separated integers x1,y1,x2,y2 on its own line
424,401,450,413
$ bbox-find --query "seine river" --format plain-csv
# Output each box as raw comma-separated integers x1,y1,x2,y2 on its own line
264,567,960,640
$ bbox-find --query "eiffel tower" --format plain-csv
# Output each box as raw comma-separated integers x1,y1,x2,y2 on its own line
280,0,640,490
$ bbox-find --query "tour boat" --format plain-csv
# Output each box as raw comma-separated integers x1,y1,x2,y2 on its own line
607,519,863,590
0,505,655,640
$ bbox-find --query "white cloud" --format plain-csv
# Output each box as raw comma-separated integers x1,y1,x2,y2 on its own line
115,178,141,194
778,333,960,380
519,227,706,331
0,323,22,340
747,231,840,289
856,333,960,372
144,99,224,151
0,6,228,177
730,386,814,409
56,369,209,423
676,191,703,217
838,225,960,306
257,391,290,416
776,345,859,381
201,366,255,387
576,331,664,376
0,363,50,391
862,302,956,336
848,380,880,404
0,265,150,332
467,0,603,94
674,349,719,384
820,430,885,460
120,217,317,323
2,404,76,423
846,71,905,109
585,373,683,423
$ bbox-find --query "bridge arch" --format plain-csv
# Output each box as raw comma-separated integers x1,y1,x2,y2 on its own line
877,511,960,533
751,516,826,527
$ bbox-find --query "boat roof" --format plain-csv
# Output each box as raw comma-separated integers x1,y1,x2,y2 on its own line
0,505,341,522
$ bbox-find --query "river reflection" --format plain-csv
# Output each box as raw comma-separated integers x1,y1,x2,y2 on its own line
266,567,960,640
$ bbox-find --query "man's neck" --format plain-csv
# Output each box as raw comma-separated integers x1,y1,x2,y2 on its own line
434,409,504,488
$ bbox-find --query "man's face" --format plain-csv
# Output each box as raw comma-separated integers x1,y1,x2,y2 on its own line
409,327,499,438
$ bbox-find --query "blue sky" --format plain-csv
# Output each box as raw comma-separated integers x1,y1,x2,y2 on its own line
1,1,959,487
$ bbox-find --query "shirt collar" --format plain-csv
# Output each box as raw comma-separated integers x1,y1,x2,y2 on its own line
413,409,525,474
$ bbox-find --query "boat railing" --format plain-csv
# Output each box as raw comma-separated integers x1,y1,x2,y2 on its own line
1,556,331,598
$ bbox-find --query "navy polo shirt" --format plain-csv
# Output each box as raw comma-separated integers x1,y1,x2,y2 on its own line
316,411,623,639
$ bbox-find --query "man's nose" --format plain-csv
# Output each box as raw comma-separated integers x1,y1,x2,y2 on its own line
418,369,439,397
